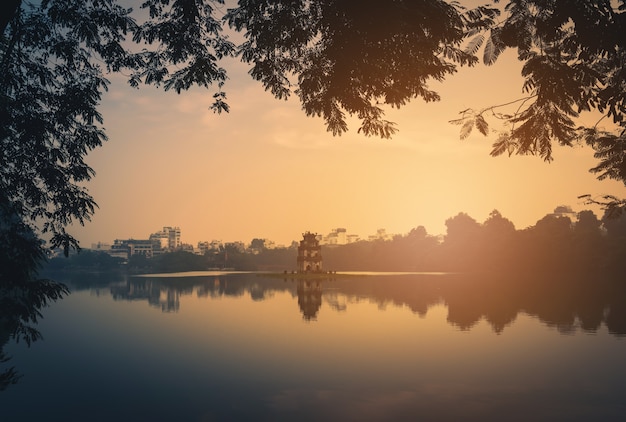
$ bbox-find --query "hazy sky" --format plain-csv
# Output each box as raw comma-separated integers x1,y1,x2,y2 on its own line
71,43,626,247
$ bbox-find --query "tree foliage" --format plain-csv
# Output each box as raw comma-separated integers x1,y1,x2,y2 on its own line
226,0,498,138
1,0,234,256
0,0,234,372
450,0,626,196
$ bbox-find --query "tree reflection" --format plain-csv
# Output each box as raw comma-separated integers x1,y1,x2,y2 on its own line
0,331,21,391
1,197,69,391
102,272,626,336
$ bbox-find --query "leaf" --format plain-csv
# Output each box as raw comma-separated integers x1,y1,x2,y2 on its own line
475,114,489,136
449,117,465,125
490,133,516,157
460,119,474,139
464,34,484,55
483,28,506,65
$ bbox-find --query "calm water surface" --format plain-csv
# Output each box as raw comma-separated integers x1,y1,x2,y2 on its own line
2,272,626,421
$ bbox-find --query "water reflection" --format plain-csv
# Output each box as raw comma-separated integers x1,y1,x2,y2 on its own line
101,272,626,336
3,271,626,421
297,280,323,321
0,332,20,391
111,278,181,312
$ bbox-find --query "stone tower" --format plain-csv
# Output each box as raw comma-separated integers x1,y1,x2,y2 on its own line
297,232,322,272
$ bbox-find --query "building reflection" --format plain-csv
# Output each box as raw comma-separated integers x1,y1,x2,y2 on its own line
111,279,180,313
297,280,323,321
103,272,626,337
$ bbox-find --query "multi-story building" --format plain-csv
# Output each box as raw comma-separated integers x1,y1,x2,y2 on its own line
197,241,210,255
368,228,392,242
321,228,361,245
346,234,360,243
322,228,347,245
112,239,154,259
149,226,181,251
91,242,111,251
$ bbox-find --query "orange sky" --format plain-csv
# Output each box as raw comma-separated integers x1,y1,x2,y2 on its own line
72,48,626,248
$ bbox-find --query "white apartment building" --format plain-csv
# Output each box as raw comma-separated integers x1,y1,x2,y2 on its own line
149,226,181,251
321,228,361,245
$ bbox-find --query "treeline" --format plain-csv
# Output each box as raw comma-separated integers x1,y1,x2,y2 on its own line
44,243,297,274
45,208,626,275
325,209,626,274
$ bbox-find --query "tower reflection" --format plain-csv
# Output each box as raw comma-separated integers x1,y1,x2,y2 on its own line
296,279,323,321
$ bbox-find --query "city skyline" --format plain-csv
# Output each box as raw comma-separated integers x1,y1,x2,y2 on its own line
87,203,596,254
90,225,392,251
68,50,626,249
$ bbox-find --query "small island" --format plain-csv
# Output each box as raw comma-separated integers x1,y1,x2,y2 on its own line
257,231,360,280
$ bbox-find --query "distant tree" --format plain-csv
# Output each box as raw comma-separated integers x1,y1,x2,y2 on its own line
152,250,206,273
69,250,124,269
249,238,266,250
601,208,626,271
441,213,483,271
520,213,574,271
252,246,297,271
603,209,626,240
481,210,517,270
444,212,482,245
575,210,602,237
408,226,428,240
571,210,605,269
393,226,440,271
483,209,515,232
533,213,573,238
127,253,151,271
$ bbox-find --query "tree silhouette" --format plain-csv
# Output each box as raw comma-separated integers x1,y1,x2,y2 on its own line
3,1,626,259
450,0,626,211
3,1,626,333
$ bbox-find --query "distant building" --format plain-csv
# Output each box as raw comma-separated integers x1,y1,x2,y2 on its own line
91,242,111,251
368,228,392,242
149,226,181,251
180,243,194,253
346,234,360,243
321,228,360,245
322,228,346,245
91,241,128,260
548,205,577,223
112,239,154,259
197,241,210,255
297,232,322,272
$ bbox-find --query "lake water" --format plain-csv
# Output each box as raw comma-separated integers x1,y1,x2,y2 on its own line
2,272,626,421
